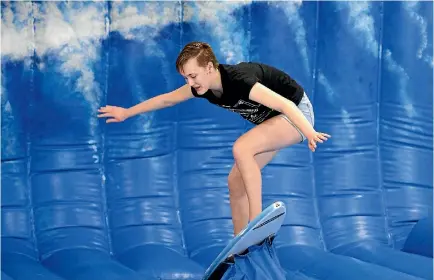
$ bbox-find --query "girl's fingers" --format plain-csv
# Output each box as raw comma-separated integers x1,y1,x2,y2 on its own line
310,139,317,149
98,113,112,118
106,118,118,123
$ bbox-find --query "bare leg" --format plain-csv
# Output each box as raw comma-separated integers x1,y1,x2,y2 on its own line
228,150,278,236
232,115,304,224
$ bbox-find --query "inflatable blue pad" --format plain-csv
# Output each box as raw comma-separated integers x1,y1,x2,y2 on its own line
334,241,433,279
41,249,152,280
277,245,426,280
402,214,433,258
116,244,205,279
1,252,65,280
1,271,15,280
1,1,432,280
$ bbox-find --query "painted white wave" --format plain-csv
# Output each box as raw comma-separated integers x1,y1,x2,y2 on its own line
1,2,30,157
1,70,18,156
109,1,180,58
383,49,413,116
271,0,310,74
1,1,34,66
2,2,112,135
403,1,433,68
109,1,181,131
108,1,180,85
342,1,413,117
317,70,356,141
338,1,379,58
183,1,252,64
34,3,107,97
31,2,109,133
317,71,335,103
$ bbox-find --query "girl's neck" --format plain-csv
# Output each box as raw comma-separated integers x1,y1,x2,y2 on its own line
209,67,223,92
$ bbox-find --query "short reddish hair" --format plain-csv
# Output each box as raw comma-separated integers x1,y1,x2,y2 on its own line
176,41,219,73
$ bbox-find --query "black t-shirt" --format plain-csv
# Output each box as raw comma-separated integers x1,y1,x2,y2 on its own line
190,62,304,125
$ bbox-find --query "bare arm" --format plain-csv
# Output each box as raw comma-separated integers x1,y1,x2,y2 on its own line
249,83,315,137
248,82,330,151
98,84,194,123
126,84,194,118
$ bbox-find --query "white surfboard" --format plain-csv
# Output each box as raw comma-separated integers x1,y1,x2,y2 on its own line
202,201,286,280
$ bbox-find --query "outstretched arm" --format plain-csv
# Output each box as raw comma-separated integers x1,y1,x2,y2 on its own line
248,82,330,151
98,84,194,123
125,84,194,118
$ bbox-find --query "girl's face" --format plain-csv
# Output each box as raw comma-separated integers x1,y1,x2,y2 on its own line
180,58,215,95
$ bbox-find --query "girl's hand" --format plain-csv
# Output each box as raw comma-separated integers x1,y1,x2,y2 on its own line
308,131,331,152
97,105,129,123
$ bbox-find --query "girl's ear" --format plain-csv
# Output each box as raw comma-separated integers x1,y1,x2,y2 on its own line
207,62,214,72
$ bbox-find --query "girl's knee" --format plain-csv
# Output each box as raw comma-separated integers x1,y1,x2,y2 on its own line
232,138,252,161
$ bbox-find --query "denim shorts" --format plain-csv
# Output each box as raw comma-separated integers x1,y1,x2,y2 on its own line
280,92,315,142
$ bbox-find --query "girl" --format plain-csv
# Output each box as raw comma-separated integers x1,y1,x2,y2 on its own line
98,41,330,236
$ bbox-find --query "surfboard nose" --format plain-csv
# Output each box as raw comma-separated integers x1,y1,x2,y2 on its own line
274,201,285,209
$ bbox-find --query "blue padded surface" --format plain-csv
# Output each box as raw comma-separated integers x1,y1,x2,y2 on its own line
1,1,432,280
402,214,433,258
278,246,425,280
1,271,15,280
2,253,65,280
116,244,205,279
41,249,150,280
334,241,433,279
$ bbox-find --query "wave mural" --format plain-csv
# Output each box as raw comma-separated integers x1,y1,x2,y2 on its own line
1,1,432,280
